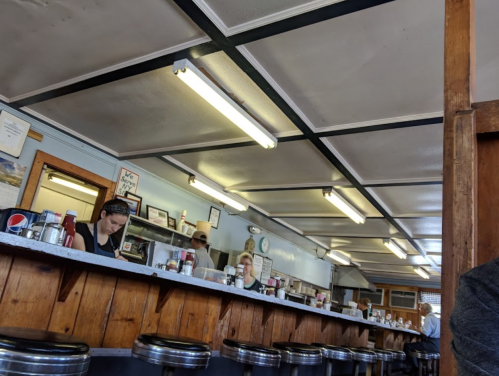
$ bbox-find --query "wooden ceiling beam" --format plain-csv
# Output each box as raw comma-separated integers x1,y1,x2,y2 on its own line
473,99,499,133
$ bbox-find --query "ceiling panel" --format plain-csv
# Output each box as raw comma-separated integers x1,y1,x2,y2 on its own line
239,188,381,217
282,217,401,238
324,124,443,182
397,218,442,238
200,0,322,29
352,253,433,267
0,0,206,98
171,140,348,188
244,0,445,127
368,185,442,216
416,239,442,254
311,236,419,256
28,52,299,153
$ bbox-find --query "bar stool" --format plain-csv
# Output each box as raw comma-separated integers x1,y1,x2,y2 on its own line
0,326,91,375
312,343,353,376
272,342,322,376
431,353,439,376
342,347,377,376
364,348,394,376
132,333,211,375
408,350,433,376
220,338,280,376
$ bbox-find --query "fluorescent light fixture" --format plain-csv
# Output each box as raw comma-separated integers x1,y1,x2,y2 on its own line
327,250,351,265
414,267,430,279
188,176,247,212
322,189,365,224
173,59,277,149
383,239,407,259
48,175,98,196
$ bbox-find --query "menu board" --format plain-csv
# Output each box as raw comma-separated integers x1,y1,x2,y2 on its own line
253,253,272,284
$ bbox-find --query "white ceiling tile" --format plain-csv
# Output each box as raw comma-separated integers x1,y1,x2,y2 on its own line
27,52,299,153
325,124,443,182
0,0,205,98
416,239,442,254
396,218,442,238
172,140,348,188
239,188,381,217
368,185,442,216
244,0,445,127
282,217,400,238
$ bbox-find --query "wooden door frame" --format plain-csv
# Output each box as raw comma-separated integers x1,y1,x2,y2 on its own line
20,150,116,222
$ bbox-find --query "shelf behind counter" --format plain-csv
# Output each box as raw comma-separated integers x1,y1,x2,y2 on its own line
0,232,418,351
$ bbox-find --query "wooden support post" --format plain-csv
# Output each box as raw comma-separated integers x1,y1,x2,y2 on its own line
473,100,499,133
262,305,275,326
155,285,175,313
219,296,233,320
295,312,306,330
58,267,84,302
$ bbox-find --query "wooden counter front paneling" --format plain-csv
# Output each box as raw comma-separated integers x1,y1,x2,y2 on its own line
0,243,417,351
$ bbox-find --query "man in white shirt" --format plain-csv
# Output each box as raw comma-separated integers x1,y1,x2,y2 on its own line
190,230,214,269
403,303,440,373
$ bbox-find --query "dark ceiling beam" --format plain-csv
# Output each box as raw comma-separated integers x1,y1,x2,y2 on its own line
271,216,440,220
228,0,396,46
9,42,220,107
316,117,443,138
119,134,305,160
173,0,439,271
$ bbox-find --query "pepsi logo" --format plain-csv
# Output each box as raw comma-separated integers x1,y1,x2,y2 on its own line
6,214,28,234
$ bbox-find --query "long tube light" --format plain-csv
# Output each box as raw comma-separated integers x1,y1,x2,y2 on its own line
414,267,430,279
173,59,277,149
383,239,407,259
327,250,351,265
48,175,98,196
323,189,365,224
188,176,247,212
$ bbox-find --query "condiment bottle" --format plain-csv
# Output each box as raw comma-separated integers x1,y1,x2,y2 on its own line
186,249,195,263
235,275,244,289
177,210,186,232
275,276,281,289
61,210,77,248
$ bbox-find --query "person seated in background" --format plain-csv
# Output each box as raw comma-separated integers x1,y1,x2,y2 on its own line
357,297,371,319
403,303,440,374
450,258,499,376
190,230,214,269
72,198,129,261
237,252,263,292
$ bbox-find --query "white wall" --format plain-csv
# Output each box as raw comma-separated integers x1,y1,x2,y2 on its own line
0,103,331,288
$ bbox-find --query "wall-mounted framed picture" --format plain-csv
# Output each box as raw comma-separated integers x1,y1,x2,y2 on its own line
115,195,140,216
146,205,169,227
208,206,221,229
168,217,177,230
125,191,142,215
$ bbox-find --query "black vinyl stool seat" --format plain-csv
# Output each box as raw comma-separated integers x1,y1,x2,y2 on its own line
342,347,377,376
273,342,322,376
312,343,353,376
384,349,406,361
132,333,211,375
220,339,280,375
0,326,90,376
360,348,394,376
408,351,434,376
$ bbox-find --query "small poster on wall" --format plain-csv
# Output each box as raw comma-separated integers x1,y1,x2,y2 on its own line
0,156,27,209
0,110,31,158
115,167,140,196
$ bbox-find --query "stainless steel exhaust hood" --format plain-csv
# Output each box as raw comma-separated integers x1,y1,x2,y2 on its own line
334,266,377,292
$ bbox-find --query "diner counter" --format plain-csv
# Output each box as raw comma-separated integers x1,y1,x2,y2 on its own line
0,233,418,350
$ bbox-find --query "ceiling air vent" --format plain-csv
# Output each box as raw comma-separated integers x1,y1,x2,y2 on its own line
389,290,417,309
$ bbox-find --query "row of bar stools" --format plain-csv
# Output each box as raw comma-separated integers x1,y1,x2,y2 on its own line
312,343,353,376
273,342,322,376
0,327,91,376
408,350,434,376
365,349,394,376
220,339,281,376
132,333,211,376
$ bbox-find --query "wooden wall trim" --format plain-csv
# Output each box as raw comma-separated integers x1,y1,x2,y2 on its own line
19,150,116,221
473,100,499,133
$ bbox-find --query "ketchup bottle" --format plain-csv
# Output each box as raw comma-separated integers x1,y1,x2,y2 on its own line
62,210,77,248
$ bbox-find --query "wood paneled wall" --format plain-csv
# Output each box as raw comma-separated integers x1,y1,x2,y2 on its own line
0,247,373,349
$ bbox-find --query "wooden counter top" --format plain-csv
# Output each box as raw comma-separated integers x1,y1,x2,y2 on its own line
0,232,418,349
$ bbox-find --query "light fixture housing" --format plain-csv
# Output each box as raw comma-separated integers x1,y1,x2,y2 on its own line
173,59,277,149
322,189,365,224
48,175,98,196
383,239,407,259
414,267,430,279
327,250,351,265
188,176,247,212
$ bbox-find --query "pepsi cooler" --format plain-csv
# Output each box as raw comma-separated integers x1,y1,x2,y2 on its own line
0,208,40,235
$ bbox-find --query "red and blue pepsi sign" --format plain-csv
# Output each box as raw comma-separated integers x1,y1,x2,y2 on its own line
0,209,40,234
6,214,29,234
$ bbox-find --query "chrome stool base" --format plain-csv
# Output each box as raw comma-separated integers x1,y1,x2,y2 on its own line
220,339,281,376
273,342,322,376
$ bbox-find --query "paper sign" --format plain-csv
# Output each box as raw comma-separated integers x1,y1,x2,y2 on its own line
0,111,30,157
115,167,140,196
